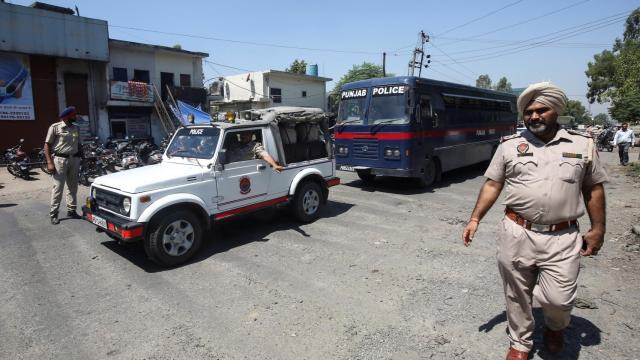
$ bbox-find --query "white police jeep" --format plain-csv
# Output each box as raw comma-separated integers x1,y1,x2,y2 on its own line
83,107,339,267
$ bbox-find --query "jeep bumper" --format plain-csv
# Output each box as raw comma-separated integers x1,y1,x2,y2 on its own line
82,203,145,242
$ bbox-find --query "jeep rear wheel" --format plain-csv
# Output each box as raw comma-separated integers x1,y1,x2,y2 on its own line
292,181,323,223
145,209,203,267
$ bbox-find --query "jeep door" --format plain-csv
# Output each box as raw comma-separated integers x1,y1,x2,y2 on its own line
216,128,272,212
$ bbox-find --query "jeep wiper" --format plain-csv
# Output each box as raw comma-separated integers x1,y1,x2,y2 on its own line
370,119,398,134
168,149,190,157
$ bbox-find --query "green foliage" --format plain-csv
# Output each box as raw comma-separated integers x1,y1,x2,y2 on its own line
494,77,512,92
610,92,640,124
285,59,307,74
475,74,492,89
585,8,640,122
593,113,610,125
561,100,591,125
329,62,390,113
172,44,182,49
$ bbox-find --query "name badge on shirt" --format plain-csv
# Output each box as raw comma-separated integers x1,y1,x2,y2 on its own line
562,152,582,159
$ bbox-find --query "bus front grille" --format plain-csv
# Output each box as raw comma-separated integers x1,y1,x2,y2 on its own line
353,139,379,159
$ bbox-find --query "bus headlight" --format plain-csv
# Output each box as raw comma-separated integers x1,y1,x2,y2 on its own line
384,147,401,160
121,197,131,215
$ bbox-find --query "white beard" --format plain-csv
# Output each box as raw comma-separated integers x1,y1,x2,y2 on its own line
527,122,547,135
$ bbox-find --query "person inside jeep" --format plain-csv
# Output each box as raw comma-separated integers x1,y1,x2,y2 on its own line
226,130,284,172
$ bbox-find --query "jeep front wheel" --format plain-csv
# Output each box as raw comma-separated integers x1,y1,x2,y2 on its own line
145,209,203,267
292,181,323,223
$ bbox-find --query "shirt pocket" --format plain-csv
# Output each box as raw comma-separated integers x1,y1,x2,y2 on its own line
511,158,538,182
558,159,585,183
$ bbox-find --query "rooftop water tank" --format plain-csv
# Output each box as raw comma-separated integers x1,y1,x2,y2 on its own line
306,64,318,76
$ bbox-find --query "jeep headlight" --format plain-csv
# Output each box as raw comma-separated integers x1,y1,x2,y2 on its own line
121,197,131,214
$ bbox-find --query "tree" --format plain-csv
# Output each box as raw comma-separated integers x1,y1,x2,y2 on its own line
593,113,610,126
561,100,591,125
494,77,512,92
172,44,182,50
585,8,640,122
328,62,391,113
476,74,492,89
285,59,307,74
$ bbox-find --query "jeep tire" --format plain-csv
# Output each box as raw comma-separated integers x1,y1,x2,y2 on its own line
145,209,203,267
292,181,323,223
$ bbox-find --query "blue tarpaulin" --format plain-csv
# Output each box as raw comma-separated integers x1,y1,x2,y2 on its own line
176,100,211,125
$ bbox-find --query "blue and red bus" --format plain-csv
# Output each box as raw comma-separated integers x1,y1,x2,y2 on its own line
334,76,517,186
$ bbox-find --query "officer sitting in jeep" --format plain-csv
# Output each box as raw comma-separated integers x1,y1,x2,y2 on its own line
227,130,284,172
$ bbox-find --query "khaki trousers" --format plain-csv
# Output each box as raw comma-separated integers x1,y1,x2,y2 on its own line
496,217,582,352
49,156,80,217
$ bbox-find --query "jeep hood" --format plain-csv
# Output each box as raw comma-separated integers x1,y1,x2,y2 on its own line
93,162,205,193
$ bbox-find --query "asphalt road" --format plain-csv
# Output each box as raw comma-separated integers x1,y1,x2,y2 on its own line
1,151,639,359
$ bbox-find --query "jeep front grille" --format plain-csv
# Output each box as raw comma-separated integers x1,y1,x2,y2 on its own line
94,188,123,214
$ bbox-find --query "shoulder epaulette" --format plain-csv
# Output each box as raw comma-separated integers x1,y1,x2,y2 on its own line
566,129,592,138
500,133,521,143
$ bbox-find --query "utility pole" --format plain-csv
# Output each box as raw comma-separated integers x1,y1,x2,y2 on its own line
382,52,386,77
408,31,431,77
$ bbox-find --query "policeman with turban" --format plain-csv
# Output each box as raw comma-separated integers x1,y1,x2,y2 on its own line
461,82,608,359
44,106,83,225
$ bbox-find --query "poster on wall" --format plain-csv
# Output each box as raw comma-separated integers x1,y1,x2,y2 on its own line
0,52,35,120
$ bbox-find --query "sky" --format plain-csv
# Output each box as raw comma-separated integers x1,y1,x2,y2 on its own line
8,0,640,116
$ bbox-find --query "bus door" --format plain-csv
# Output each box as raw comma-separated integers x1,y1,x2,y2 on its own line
414,94,435,166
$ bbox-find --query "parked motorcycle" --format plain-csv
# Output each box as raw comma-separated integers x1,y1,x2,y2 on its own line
78,150,107,186
3,139,31,180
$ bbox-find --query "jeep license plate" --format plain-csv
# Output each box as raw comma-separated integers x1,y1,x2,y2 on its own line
339,165,355,172
92,214,107,229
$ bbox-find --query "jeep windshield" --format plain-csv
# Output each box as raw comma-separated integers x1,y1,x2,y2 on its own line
167,127,220,159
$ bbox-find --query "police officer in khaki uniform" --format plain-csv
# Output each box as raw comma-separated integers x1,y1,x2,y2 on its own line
461,82,608,359
44,106,82,225
227,131,284,172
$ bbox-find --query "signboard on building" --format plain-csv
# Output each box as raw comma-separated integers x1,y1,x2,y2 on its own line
110,81,154,102
0,53,35,120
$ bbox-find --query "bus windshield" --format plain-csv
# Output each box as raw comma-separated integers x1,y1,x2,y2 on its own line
337,88,367,125
368,85,409,125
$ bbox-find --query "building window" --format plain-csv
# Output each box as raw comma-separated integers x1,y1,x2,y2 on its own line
302,90,307,98
113,67,127,82
160,72,174,100
133,69,150,83
271,88,282,103
180,74,191,87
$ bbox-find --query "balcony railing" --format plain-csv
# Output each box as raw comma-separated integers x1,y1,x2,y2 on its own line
110,80,154,102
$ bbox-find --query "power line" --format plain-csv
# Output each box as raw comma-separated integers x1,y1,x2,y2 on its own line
108,24,380,55
435,11,630,65
430,42,478,79
437,0,591,47
436,0,526,36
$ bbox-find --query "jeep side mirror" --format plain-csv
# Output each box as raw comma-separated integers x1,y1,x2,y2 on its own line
216,149,227,171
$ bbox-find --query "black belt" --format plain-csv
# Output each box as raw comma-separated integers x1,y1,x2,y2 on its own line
55,152,80,158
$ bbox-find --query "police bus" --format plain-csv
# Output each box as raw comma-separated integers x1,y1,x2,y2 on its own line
335,76,517,186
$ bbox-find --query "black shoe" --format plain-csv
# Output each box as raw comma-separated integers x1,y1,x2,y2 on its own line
51,215,59,225
67,211,82,219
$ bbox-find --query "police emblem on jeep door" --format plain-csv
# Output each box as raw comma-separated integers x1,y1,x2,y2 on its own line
239,176,251,194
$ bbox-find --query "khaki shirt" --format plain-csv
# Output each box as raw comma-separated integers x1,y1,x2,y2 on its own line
45,121,80,156
485,128,608,224
227,141,267,163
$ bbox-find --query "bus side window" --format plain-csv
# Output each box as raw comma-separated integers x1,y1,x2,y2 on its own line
420,96,434,127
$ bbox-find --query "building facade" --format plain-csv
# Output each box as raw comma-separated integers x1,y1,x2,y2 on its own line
211,70,331,114
106,40,207,142
0,2,208,151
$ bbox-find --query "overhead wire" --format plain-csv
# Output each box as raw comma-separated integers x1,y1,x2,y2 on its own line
434,11,630,64
435,0,526,36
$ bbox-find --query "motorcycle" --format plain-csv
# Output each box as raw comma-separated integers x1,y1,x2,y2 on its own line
3,139,31,180
596,129,614,152
78,150,107,186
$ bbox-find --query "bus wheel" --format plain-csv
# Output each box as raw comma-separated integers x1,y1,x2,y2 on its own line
356,170,375,183
416,159,439,188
